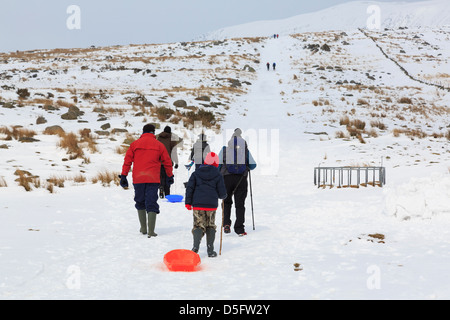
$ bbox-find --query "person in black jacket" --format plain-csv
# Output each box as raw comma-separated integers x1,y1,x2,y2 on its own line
187,133,210,171
185,152,227,257
218,128,256,236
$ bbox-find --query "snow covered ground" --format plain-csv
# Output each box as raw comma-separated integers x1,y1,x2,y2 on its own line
1,26,450,300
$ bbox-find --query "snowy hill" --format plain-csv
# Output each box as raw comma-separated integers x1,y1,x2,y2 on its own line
196,0,450,41
0,6,450,300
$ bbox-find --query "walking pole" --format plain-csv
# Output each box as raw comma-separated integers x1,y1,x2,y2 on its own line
219,200,224,255
249,170,255,230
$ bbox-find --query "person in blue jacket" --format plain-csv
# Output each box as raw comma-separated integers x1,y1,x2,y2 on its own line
218,128,256,236
185,152,227,257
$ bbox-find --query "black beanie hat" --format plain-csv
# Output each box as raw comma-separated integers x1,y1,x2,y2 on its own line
164,126,171,133
143,124,155,134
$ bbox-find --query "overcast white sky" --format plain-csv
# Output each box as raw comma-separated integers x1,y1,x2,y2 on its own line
0,0,427,53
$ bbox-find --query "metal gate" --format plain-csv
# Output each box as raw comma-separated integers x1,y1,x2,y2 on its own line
314,166,386,188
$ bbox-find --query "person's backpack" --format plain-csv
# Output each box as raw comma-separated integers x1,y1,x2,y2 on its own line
225,136,248,174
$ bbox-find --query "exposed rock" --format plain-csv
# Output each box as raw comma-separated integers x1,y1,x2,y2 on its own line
61,106,84,120
19,137,40,143
36,116,47,125
173,99,187,108
243,64,256,72
100,123,111,130
44,125,64,135
321,44,331,51
111,128,128,134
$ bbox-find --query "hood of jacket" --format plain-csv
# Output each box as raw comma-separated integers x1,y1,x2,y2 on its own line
195,165,220,181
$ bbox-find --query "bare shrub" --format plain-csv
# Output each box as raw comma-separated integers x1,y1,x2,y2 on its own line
0,176,7,187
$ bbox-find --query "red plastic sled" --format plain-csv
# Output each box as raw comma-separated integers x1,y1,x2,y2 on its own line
164,249,201,272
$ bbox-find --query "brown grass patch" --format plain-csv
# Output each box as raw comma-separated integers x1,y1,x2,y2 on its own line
0,126,37,140
14,169,40,191
398,97,412,104
58,132,84,159
91,170,120,186
392,128,428,139
370,120,387,130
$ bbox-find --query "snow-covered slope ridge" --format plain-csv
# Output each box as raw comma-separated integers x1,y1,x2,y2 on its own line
196,0,450,40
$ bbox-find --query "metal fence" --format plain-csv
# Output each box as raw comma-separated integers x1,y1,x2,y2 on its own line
314,166,386,188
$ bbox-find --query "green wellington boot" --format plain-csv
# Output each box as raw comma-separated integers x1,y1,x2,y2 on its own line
137,209,147,234
205,228,217,257
192,228,204,253
147,212,158,238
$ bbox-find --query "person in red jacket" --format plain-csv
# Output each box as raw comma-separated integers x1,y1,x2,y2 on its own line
119,123,174,238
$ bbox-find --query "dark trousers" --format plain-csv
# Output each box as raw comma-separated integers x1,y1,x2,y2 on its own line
160,165,170,196
223,174,248,234
134,183,160,213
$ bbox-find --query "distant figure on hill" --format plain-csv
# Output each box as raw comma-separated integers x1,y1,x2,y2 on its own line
272,62,276,71
266,62,270,71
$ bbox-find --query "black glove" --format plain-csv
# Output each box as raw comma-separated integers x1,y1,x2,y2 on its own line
166,175,174,185
118,175,128,189
174,164,179,169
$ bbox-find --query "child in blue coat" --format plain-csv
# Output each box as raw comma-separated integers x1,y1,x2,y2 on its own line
185,152,227,257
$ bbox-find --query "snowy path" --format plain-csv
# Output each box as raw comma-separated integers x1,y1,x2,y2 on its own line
1,36,450,300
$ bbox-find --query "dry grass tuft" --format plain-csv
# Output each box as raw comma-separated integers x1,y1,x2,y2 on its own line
398,97,413,104
14,169,39,191
0,126,37,140
58,132,84,159
392,128,428,139
370,120,387,130
0,176,7,187
91,170,120,186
